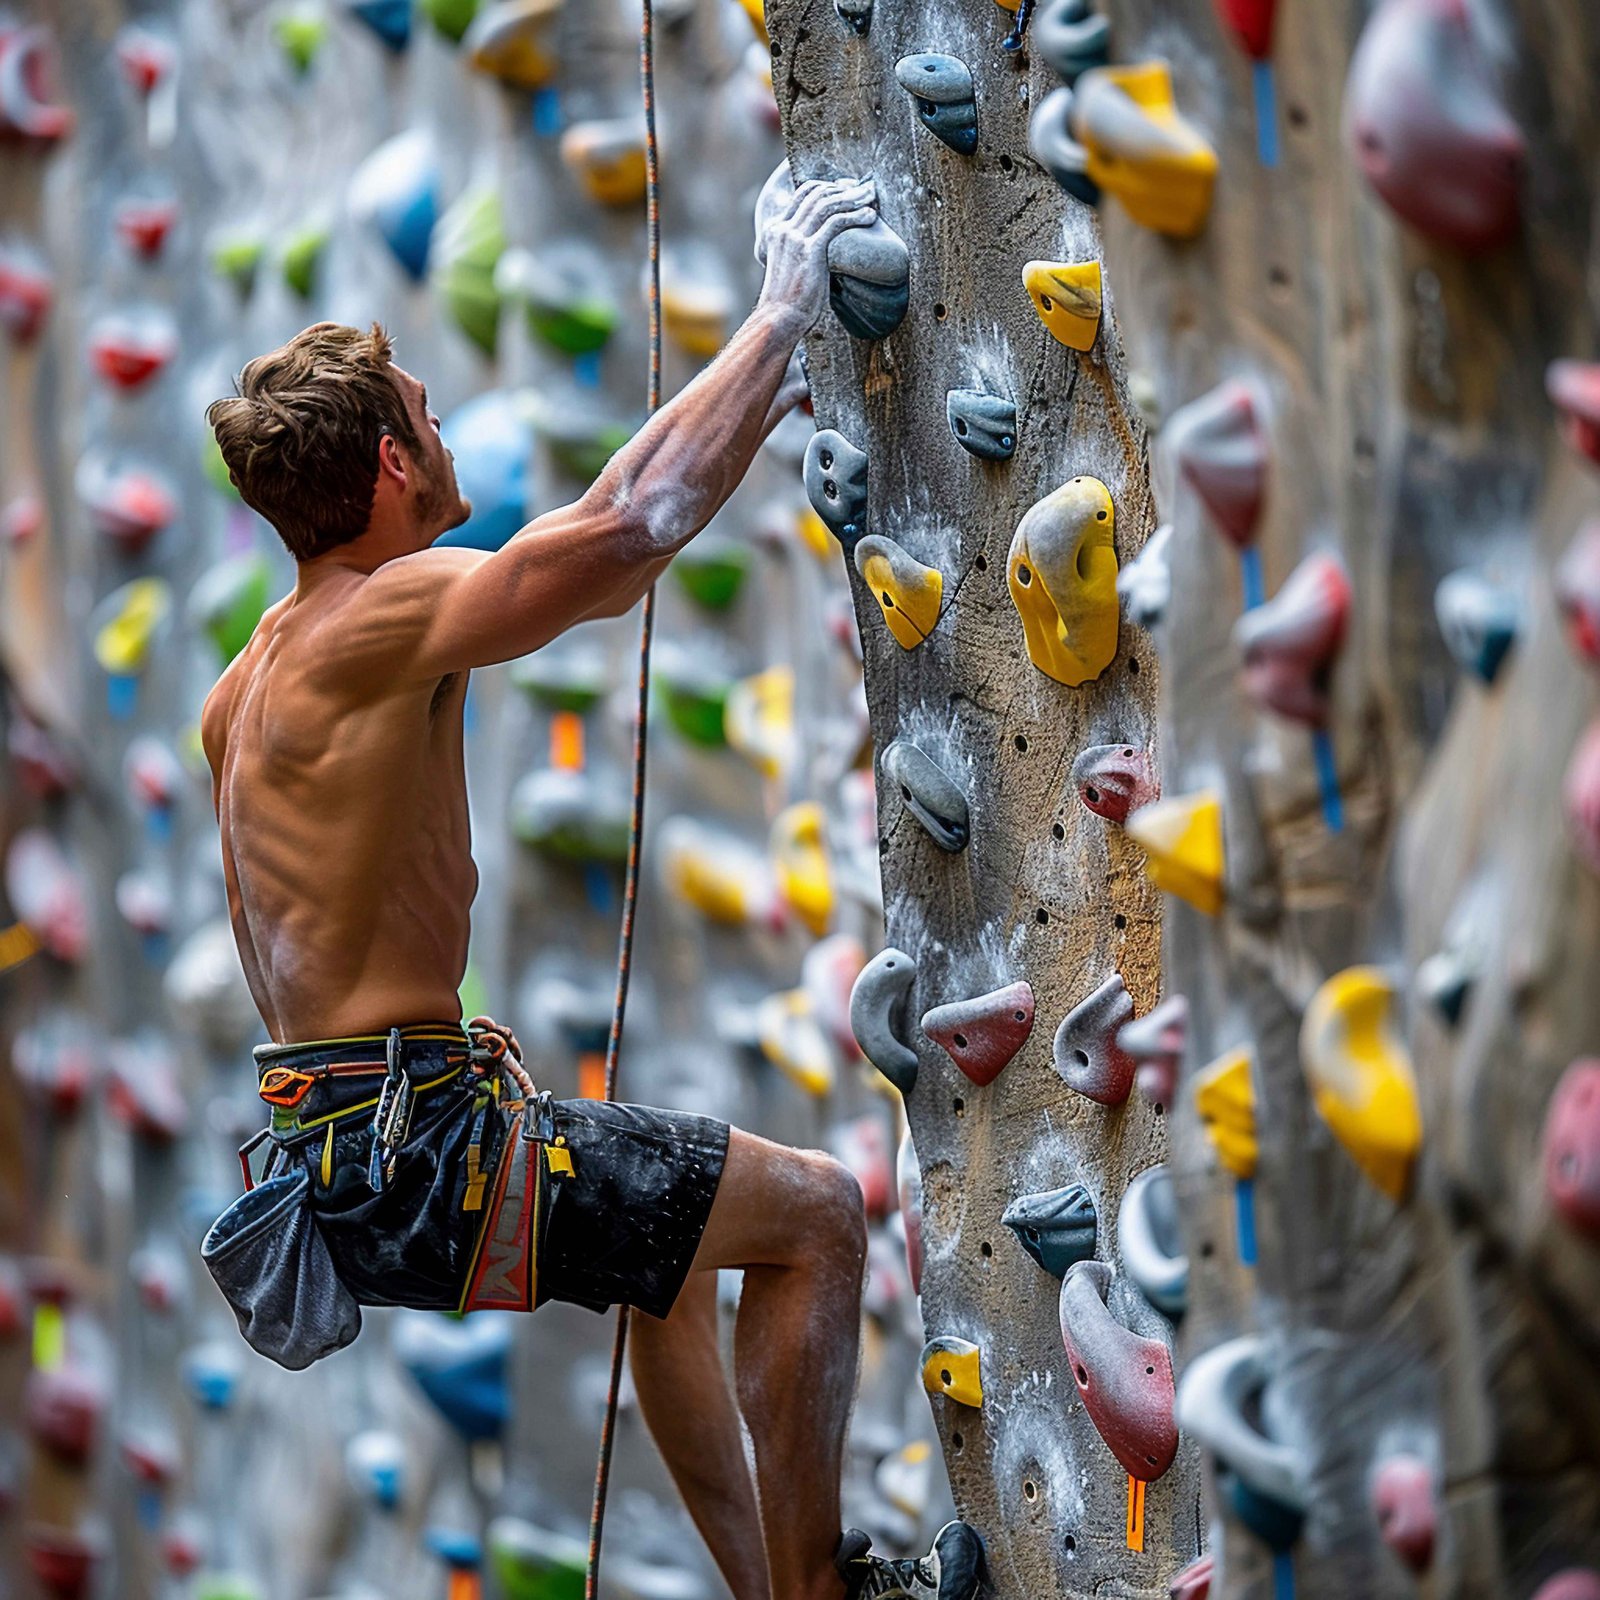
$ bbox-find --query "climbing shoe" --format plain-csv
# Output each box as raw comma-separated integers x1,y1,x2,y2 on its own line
836,1519,987,1600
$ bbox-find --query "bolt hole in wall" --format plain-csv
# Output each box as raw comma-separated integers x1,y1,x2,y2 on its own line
934,302,948,320
999,153,1014,174
1052,821,1066,840
1127,658,1140,674
1015,734,1029,752
1113,913,1126,928
1036,907,1049,924
980,1240,993,1258
974,553,987,571
1063,1535,1077,1560
1023,1479,1038,1502
952,1431,965,1454
954,1096,966,1116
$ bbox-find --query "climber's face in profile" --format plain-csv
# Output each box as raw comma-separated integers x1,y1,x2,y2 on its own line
390,363,472,545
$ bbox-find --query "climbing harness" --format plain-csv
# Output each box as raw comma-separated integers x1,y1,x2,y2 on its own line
584,0,663,1590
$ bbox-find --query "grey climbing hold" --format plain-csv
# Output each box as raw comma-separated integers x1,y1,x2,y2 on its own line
1176,1335,1309,1514
882,740,969,852
1001,1182,1096,1277
1434,568,1518,684
1029,87,1100,206
803,428,869,552
1118,1165,1187,1318
1118,522,1174,629
828,214,911,341
945,390,1016,461
834,0,871,33
1051,973,1136,1104
849,947,919,1093
893,54,978,156
1033,0,1111,84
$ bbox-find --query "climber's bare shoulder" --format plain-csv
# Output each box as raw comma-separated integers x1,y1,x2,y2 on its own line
200,577,476,1044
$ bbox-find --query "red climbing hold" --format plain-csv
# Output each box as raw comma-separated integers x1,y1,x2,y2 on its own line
1058,1261,1178,1480
23,1526,99,1600
1371,1453,1437,1575
1235,551,1351,725
920,981,1035,1087
1563,721,1600,876
0,248,52,343
1555,522,1600,667
1549,362,1600,469
1542,1059,1600,1239
78,461,177,556
0,26,75,142
88,314,177,392
115,27,176,98
1071,743,1158,825
114,198,180,260
1215,0,1274,59
1167,380,1267,550
1343,0,1524,253
25,1363,104,1466
1532,1575,1600,1600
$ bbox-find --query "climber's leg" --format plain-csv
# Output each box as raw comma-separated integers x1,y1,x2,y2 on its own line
629,1269,772,1600
689,1129,868,1600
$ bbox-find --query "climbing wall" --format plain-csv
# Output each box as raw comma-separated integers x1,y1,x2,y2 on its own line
765,1,1206,1595
0,1,950,1595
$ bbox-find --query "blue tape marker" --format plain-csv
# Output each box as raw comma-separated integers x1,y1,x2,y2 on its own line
1235,1177,1258,1266
533,88,561,137
1273,1550,1295,1600
574,350,602,389
108,674,137,720
137,1487,160,1531
147,808,173,845
1239,546,1265,611
1312,727,1344,832
583,863,614,913
1253,61,1279,169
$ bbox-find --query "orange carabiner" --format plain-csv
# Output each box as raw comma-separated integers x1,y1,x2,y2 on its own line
257,1065,318,1108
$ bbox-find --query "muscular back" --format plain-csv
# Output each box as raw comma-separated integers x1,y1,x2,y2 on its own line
204,575,477,1045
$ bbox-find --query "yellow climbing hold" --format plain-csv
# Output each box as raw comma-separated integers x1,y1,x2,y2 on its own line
1125,789,1224,915
771,801,833,936
661,280,731,360
1194,1049,1258,1179
734,0,768,43
1073,62,1219,239
1023,260,1102,352
94,578,172,676
1300,967,1422,1203
559,120,647,207
1007,476,1119,686
756,988,835,1097
660,819,780,928
726,665,796,781
796,504,836,562
854,535,943,649
921,1337,983,1407
464,0,563,89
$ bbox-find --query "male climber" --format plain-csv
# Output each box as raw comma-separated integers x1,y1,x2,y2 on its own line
199,177,984,1600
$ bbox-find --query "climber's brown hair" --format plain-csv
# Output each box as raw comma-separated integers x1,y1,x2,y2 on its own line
206,321,423,562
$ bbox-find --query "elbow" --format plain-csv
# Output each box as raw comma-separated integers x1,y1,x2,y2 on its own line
602,473,702,562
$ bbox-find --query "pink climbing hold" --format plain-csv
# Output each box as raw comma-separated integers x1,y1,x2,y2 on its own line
1071,743,1159,825
1167,379,1267,550
1170,1553,1215,1600
1549,362,1600,469
1542,1059,1600,1239
1058,1260,1179,1480
1235,551,1351,725
1343,0,1524,253
1052,973,1137,1105
1215,0,1274,59
1563,720,1600,876
1120,994,1189,1107
1371,1453,1437,1575
1554,522,1600,667
1531,1574,1600,1600
920,981,1036,1087
0,26,76,142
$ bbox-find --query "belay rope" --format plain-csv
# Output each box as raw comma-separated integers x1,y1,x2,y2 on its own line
584,0,663,1591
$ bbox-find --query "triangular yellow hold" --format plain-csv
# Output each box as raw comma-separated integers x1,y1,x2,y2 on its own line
771,801,833,935
1007,476,1119,686
1073,62,1219,240
1125,789,1224,914
1300,967,1421,1203
854,535,943,649
95,578,172,675
756,988,834,1097
921,1337,983,1407
1023,260,1102,352
1193,1049,1258,1179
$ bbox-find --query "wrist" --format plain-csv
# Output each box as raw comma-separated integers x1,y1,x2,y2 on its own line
754,296,813,345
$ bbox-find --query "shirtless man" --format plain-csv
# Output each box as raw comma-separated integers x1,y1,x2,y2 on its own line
198,178,984,1600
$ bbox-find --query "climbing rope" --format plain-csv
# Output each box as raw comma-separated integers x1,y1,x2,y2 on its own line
584,0,663,1591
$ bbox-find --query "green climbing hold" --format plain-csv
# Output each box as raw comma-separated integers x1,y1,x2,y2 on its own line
273,5,329,73
524,394,631,483
487,1517,587,1600
499,249,620,357
192,1575,264,1600
508,650,609,713
202,429,242,501
281,224,330,299
431,186,506,357
211,231,266,298
187,554,273,664
672,538,751,610
510,770,631,863
654,651,733,746
422,0,481,43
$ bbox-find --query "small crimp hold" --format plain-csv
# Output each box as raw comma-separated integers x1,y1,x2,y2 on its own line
1071,743,1158,825
921,1336,983,1407
882,740,970,852
893,54,978,155
1001,1182,1097,1278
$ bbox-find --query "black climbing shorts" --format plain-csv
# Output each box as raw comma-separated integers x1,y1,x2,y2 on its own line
205,1024,730,1368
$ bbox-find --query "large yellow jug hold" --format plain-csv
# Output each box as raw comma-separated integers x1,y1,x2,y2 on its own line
1300,966,1422,1202
559,119,647,207
463,0,563,89
1007,475,1119,685
755,988,835,1097
1022,260,1102,351
1194,1049,1258,1179
771,801,834,936
854,535,943,649
1070,62,1219,238
1125,790,1224,914
920,1337,983,1407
